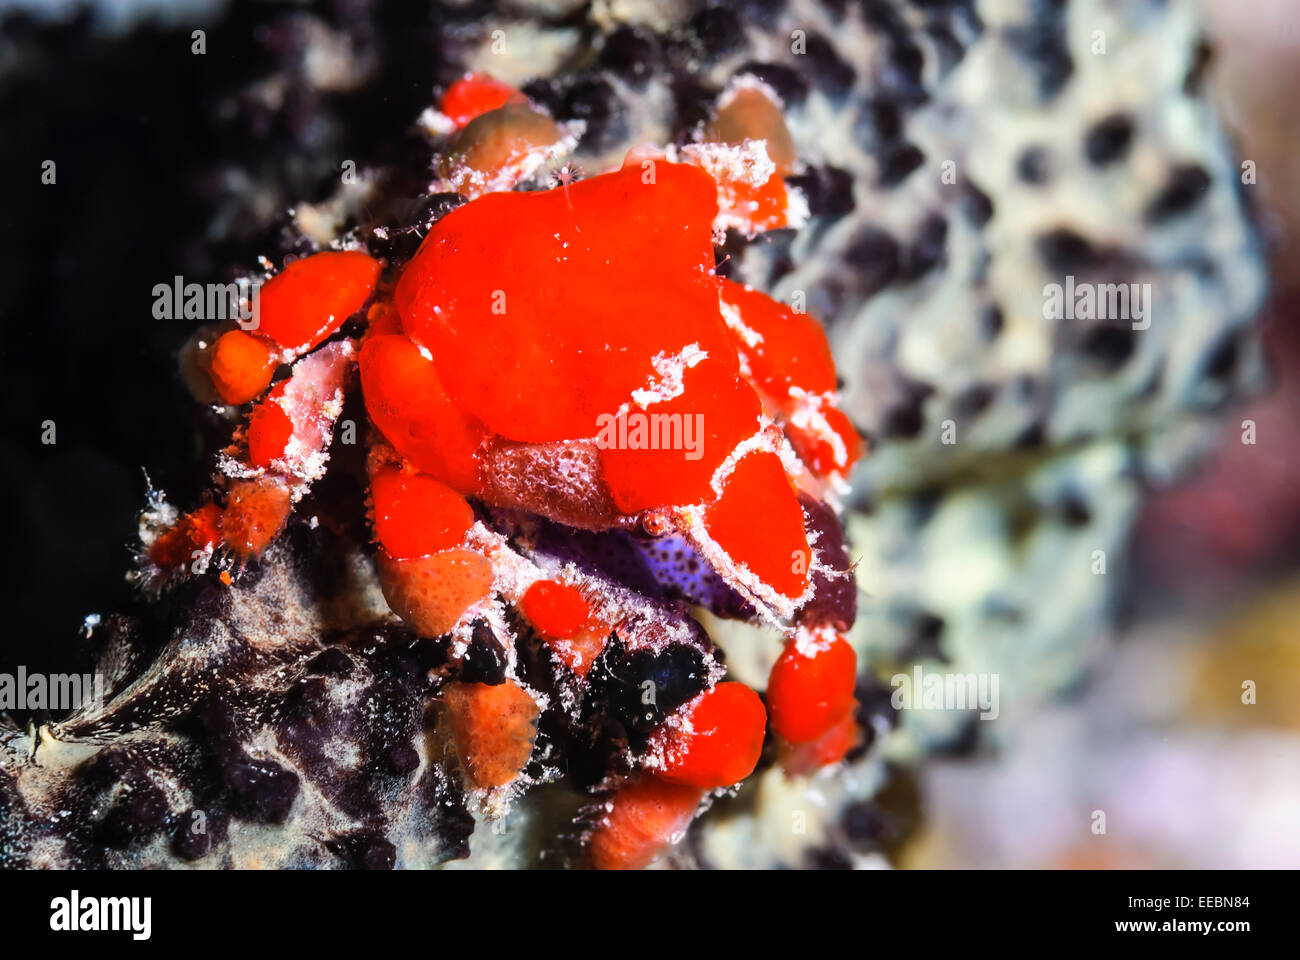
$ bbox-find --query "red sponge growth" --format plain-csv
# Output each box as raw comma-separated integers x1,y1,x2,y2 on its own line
787,405,864,478
521,579,590,639
257,251,380,354
246,400,293,468
656,681,767,788
718,278,837,401
766,634,858,743
705,452,811,599
361,333,488,489
439,73,524,130
715,166,791,235
220,478,292,558
148,502,223,569
359,334,488,493
370,465,474,560
779,711,861,775
394,157,734,443
597,358,761,513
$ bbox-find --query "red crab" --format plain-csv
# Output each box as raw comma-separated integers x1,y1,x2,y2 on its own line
147,73,863,869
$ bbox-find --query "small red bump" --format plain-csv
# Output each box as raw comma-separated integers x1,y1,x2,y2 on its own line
521,579,590,639
590,776,703,870
718,278,837,399
439,72,524,130
148,502,222,569
206,330,277,405
656,681,767,788
257,251,380,353
704,451,811,599
766,635,858,743
787,406,864,477
370,465,473,560
247,401,293,468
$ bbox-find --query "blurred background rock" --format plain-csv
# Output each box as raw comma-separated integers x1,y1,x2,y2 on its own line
907,0,1300,869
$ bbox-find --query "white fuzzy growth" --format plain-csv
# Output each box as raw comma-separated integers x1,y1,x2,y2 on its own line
630,342,708,407
793,622,839,659
135,485,179,549
786,387,850,474
442,121,581,199
681,139,796,238
719,297,763,350
418,106,457,137
216,340,355,509
274,340,355,488
681,139,776,191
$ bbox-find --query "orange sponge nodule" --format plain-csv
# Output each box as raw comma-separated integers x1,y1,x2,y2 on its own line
377,548,492,637
442,679,539,789
206,330,277,405
590,776,703,870
220,478,292,558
